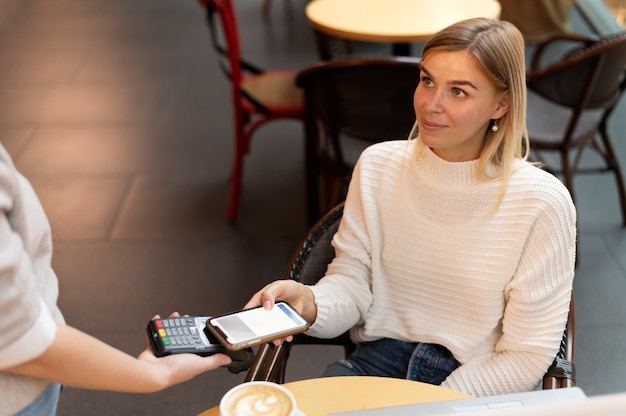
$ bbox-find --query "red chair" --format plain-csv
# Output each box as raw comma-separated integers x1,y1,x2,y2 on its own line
197,0,304,221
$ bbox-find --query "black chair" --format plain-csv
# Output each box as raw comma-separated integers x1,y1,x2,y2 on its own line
295,57,421,224
245,202,576,390
526,31,626,226
543,292,576,389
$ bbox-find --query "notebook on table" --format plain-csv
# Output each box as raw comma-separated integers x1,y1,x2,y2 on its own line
327,386,587,416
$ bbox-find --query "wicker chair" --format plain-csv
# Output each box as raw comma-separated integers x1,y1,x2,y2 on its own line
295,57,421,224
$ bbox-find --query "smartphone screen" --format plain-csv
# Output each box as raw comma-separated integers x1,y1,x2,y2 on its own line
207,302,310,350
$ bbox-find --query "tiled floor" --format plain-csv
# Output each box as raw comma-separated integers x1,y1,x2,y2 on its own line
0,1,625,415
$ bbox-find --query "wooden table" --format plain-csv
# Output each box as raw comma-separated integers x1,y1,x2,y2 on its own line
306,0,502,58
198,376,471,416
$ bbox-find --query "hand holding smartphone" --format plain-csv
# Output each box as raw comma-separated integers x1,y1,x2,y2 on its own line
206,302,310,350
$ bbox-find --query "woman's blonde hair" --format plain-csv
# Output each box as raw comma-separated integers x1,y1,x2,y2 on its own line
410,18,529,205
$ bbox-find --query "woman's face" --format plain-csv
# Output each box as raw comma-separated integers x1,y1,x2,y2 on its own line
413,50,509,162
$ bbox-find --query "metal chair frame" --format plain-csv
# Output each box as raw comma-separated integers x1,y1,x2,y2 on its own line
526,31,626,226
295,57,421,224
197,0,304,222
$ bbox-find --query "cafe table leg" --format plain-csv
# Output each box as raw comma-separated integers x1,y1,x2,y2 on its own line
392,42,411,56
313,30,333,60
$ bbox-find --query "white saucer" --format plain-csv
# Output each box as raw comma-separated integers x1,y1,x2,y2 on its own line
220,409,305,416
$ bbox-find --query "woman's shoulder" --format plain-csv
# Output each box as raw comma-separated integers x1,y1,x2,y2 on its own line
511,161,575,206
513,161,565,185
360,140,413,160
0,145,19,206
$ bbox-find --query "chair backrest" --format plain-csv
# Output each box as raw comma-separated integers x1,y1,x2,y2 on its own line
197,0,269,114
543,291,576,389
284,202,353,348
198,0,242,82
527,31,626,111
296,57,421,170
285,201,343,285
297,57,421,218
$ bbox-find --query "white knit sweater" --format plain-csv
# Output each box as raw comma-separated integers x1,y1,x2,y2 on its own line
308,140,576,397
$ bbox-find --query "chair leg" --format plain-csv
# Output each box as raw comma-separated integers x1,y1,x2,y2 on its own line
227,154,243,222
262,0,271,14
600,131,626,226
560,151,580,264
305,120,322,225
613,168,626,226
244,342,288,383
560,150,576,202
227,124,246,222
313,30,333,61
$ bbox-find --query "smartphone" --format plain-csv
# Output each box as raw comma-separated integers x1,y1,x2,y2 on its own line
146,316,254,373
206,302,310,350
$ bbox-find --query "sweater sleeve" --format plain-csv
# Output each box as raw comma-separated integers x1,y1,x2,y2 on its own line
307,157,374,339
0,149,58,369
441,181,577,396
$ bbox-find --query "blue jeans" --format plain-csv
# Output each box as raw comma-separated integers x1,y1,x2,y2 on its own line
14,383,61,416
323,338,460,385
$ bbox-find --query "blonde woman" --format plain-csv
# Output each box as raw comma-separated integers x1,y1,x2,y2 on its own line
247,18,576,397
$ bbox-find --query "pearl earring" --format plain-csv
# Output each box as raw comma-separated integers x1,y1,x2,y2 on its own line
491,121,499,132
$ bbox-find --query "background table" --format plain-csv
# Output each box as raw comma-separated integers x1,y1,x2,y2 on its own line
306,0,502,58
198,376,471,416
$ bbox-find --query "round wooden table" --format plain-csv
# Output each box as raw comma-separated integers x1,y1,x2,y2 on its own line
197,376,471,416
306,0,502,58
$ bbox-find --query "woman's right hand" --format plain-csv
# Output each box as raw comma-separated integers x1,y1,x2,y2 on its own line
245,280,317,342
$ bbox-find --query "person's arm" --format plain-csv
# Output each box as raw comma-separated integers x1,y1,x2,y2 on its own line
245,152,377,341
0,148,231,392
305,154,377,339
4,320,231,393
441,185,577,396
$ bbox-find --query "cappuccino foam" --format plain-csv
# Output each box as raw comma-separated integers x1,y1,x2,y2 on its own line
222,383,294,416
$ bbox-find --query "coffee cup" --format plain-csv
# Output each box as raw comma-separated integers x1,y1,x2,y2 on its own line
220,381,297,416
